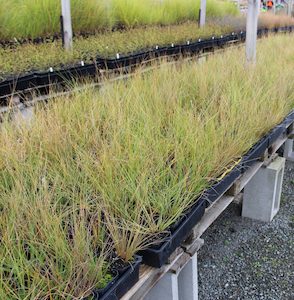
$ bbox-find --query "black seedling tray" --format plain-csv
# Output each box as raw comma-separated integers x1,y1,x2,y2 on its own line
282,110,294,128
139,198,206,268
204,166,241,208
242,109,294,171
99,33,241,70
0,73,38,98
89,255,142,300
241,135,269,172
267,110,294,149
267,125,287,149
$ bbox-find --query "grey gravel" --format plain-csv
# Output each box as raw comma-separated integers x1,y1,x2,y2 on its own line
198,161,294,300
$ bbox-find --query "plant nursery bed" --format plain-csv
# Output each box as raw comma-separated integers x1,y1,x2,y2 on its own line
1,26,294,101
89,256,142,300
138,109,294,268
96,32,243,70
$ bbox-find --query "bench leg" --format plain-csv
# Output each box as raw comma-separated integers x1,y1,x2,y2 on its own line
178,253,198,300
284,139,294,162
144,272,179,300
242,156,285,222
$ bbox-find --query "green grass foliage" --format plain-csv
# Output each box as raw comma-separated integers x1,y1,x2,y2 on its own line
0,0,238,39
0,34,293,298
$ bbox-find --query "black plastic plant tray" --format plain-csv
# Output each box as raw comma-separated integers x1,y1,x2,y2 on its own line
35,63,97,87
36,70,60,86
89,255,142,300
98,35,231,71
97,32,242,71
241,135,269,172
242,109,294,171
282,110,294,128
216,34,241,46
0,74,38,97
138,198,206,268
267,125,287,149
57,64,97,81
267,110,294,148
98,255,142,300
0,63,98,99
257,28,270,37
204,166,241,208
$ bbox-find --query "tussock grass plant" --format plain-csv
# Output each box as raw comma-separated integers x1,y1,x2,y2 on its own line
0,35,294,298
0,0,238,40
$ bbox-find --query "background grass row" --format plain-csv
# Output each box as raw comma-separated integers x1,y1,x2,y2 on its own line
1,14,294,80
0,0,238,40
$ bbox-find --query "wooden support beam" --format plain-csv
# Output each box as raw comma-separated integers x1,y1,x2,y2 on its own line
190,195,234,240
227,162,263,196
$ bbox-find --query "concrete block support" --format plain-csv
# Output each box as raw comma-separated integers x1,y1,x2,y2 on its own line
284,139,294,162
242,156,285,222
144,272,179,300
178,254,198,300
144,253,199,300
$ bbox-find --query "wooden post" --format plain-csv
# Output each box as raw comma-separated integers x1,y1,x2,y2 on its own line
61,0,73,51
246,0,259,64
199,0,206,27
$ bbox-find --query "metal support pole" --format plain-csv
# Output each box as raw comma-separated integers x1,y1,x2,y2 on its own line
246,0,259,64
61,0,73,51
199,0,206,27
288,0,293,16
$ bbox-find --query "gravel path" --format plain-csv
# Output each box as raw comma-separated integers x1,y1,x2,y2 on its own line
198,161,294,300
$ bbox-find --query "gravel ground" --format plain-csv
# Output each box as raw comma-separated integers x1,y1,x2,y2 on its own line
198,161,294,300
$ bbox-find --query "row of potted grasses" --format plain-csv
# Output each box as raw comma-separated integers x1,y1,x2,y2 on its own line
0,34,294,298
1,14,294,81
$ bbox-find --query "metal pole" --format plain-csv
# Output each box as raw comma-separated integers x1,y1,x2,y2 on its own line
288,0,293,16
246,0,259,64
273,0,276,14
61,0,73,51
199,0,206,27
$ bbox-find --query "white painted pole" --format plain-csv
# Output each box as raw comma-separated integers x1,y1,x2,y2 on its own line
61,0,73,51
246,0,259,64
199,0,207,27
288,0,293,16
273,0,276,14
